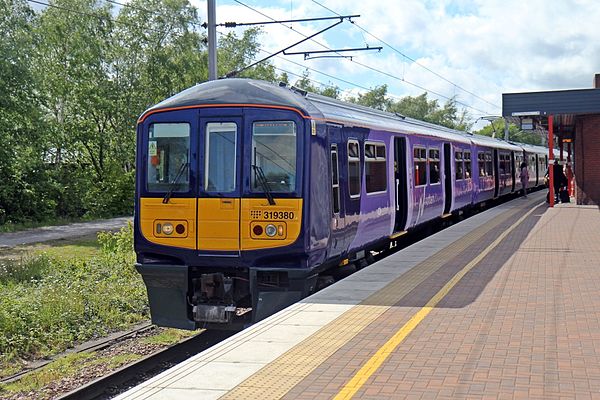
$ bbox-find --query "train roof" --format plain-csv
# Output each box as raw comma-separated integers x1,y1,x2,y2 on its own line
142,79,472,143
513,142,549,154
462,132,522,151
142,79,548,152
142,78,321,117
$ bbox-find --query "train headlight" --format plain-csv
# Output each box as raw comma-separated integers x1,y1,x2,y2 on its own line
265,224,277,237
162,223,174,235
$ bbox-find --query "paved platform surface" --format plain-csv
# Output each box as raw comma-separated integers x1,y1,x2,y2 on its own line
0,217,131,248
116,192,600,399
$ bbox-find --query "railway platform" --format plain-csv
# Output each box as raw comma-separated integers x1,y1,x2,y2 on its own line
116,191,600,399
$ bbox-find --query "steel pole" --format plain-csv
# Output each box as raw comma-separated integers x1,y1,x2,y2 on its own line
208,0,217,81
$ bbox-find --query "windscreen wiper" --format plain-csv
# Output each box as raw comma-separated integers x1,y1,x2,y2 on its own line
163,162,188,204
252,164,276,205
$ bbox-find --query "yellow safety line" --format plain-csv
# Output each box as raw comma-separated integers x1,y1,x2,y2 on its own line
334,203,541,400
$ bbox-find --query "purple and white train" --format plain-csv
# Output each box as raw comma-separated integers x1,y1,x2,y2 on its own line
134,79,548,329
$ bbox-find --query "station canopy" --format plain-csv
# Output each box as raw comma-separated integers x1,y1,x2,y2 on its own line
502,87,600,139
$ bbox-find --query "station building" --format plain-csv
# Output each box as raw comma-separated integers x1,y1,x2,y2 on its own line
503,74,600,205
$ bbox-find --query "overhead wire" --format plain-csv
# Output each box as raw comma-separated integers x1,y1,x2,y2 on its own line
30,0,352,96
309,0,501,110
230,0,494,116
29,0,488,114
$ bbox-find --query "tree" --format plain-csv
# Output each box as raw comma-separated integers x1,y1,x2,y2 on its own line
33,0,119,216
0,0,51,223
347,84,390,111
474,118,542,145
218,27,277,81
388,93,472,131
290,70,340,99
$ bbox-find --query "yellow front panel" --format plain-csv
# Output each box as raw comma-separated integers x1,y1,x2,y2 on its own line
139,197,196,249
241,199,303,250
198,198,240,251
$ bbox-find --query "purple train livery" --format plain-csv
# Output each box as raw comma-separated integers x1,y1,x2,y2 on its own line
134,79,548,329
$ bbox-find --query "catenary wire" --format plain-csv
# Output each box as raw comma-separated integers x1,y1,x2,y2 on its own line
230,0,495,116
310,0,501,110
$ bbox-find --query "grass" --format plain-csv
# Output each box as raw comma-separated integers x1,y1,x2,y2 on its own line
0,352,95,395
0,224,149,376
0,351,143,397
0,235,101,264
141,328,198,346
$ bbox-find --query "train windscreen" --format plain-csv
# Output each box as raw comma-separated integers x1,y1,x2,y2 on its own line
251,121,297,193
146,123,190,193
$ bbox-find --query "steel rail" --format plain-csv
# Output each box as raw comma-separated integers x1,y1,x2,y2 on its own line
56,330,235,400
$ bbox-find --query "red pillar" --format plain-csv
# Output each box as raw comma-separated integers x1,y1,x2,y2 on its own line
549,115,555,207
567,142,573,196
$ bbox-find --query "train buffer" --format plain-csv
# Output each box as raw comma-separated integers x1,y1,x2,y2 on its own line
115,191,600,399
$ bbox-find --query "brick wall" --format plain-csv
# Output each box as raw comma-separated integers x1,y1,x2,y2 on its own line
574,115,600,205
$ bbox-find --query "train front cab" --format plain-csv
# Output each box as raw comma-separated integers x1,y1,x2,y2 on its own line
134,106,313,330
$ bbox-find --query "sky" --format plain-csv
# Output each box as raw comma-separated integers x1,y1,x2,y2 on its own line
190,0,600,128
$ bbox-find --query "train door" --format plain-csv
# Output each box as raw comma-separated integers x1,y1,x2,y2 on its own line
535,154,540,185
197,114,243,253
510,152,516,192
493,149,499,198
443,143,452,214
328,124,346,258
393,137,408,232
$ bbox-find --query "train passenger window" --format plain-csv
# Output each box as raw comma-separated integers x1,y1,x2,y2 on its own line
365,142,387,193
455,150,464,180
331,145,340,214
251,121,296,193
413,147,427,186
348,140,361,198
205,122,237,192
485,152,493,176
147,123,190,192
428,148,440,184
464,151,471,179
499,153,510,175
478,153,486,176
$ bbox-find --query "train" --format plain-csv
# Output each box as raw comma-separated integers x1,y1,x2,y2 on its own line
134,78,549,330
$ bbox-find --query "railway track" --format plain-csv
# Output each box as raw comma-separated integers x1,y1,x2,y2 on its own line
56,330,235,400
0,322,155,385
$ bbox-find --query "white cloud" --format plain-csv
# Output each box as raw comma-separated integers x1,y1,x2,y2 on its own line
192,0,600,120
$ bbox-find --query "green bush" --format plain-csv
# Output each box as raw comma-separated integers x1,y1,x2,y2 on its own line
0,226,147,363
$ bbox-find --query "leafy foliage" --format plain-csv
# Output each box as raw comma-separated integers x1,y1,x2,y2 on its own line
474,118,543,145
291,69,341,99
0,0,283,227
346,84,473,130
0,226,144,365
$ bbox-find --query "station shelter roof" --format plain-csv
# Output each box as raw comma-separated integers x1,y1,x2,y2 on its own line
502,86,600,139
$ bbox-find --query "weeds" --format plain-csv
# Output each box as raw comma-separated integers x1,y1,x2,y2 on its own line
0,224,148,369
